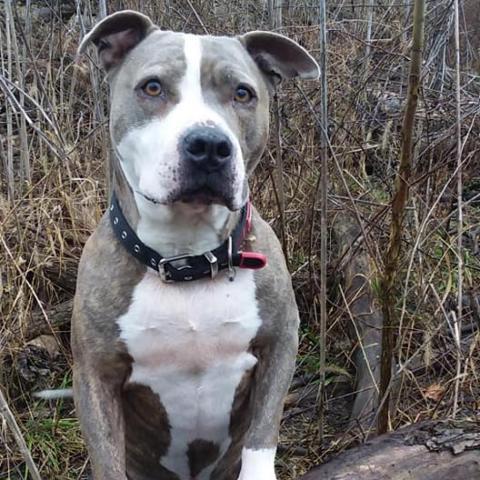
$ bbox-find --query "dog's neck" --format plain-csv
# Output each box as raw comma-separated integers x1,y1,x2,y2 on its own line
135,201,236,258
112,162,239,258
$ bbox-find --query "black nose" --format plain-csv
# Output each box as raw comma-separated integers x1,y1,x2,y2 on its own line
182,127,233,172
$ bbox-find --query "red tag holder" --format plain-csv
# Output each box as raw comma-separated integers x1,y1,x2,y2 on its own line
238,251,267,269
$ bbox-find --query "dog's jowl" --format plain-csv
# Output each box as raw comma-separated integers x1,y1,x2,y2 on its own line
74,10,319,480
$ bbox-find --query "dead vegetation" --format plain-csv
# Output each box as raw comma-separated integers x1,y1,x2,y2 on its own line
1,0,479,479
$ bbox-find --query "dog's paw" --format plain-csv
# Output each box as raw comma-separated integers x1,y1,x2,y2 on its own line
238,473,277,480
237,447,277,480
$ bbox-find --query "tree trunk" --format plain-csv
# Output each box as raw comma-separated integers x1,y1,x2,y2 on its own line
333,215,382,429
299,420,480,480
377,0,426,433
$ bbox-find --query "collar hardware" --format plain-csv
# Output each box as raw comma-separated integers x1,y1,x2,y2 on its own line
158,253,194,283
109,192,267,283
238,251,268,270
203,251,219,279
227,236,235,282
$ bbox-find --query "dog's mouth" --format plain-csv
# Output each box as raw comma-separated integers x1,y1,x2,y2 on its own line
137,191,161,204
175,171,237,208
175,187,226,206
137,188,233,209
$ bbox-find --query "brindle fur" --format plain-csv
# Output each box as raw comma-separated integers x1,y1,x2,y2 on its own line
74,9,317,480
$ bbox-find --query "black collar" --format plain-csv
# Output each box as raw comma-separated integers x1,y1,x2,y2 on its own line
109,192,267,282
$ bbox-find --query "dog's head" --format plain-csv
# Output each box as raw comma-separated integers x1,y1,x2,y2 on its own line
79,10,319,212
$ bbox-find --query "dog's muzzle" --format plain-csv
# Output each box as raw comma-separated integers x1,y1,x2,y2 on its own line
181,126,233,173
177,126,237,207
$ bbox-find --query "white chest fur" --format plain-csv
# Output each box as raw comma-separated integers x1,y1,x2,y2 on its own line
117,269,261,480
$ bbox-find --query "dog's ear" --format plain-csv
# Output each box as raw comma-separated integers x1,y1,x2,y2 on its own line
78,10,157,71
240,31,320,84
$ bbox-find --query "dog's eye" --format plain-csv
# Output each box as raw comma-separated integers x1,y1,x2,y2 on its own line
142,79,163,97
234,85,255,104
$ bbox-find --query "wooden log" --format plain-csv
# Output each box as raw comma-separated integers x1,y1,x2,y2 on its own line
24,300,73,341
5,300,73,346
299,420,480,480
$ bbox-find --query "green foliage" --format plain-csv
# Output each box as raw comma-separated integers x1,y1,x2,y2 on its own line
25,416,86,480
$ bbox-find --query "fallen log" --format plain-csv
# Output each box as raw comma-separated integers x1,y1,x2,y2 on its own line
3,300,73,347
299,420,480,480
26,300,73,339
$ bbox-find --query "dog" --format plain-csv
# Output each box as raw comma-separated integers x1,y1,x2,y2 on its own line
72,10,319,480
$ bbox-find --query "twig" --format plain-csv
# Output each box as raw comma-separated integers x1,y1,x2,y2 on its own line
268,0,282,30
5,0,30,184
271,91,288,257
98,0,107,18
316,0,329,445
3,0,14,200
0,387,42,480
185,0,209,34
268,0,287,258
378,0,426,434
452,0,463,419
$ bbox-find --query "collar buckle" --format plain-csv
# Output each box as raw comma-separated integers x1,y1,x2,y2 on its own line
158,251,219,282
158,253,193,283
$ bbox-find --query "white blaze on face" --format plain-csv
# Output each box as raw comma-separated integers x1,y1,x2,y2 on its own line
237,447,277,480
117,34,246,210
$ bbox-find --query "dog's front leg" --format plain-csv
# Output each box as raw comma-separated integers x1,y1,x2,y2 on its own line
238,303,299,480
72,297,130,480
73,357,127,480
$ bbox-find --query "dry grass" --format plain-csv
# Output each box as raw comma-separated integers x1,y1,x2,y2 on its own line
1,1,479,479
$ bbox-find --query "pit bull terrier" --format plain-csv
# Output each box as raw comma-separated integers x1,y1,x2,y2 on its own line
74,10,319,480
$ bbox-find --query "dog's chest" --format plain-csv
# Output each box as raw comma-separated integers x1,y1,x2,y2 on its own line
117,269,261,479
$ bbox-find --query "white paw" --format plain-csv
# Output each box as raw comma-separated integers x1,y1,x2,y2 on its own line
237,447,277,480
238,473,277,480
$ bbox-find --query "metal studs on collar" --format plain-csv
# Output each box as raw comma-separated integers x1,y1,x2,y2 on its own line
108,193,262,283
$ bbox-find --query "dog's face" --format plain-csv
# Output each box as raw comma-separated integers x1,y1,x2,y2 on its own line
80,11,319,212
110,32,270,212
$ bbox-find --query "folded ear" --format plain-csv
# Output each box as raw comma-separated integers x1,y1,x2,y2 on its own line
78,10,157,71
240,31,320,83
